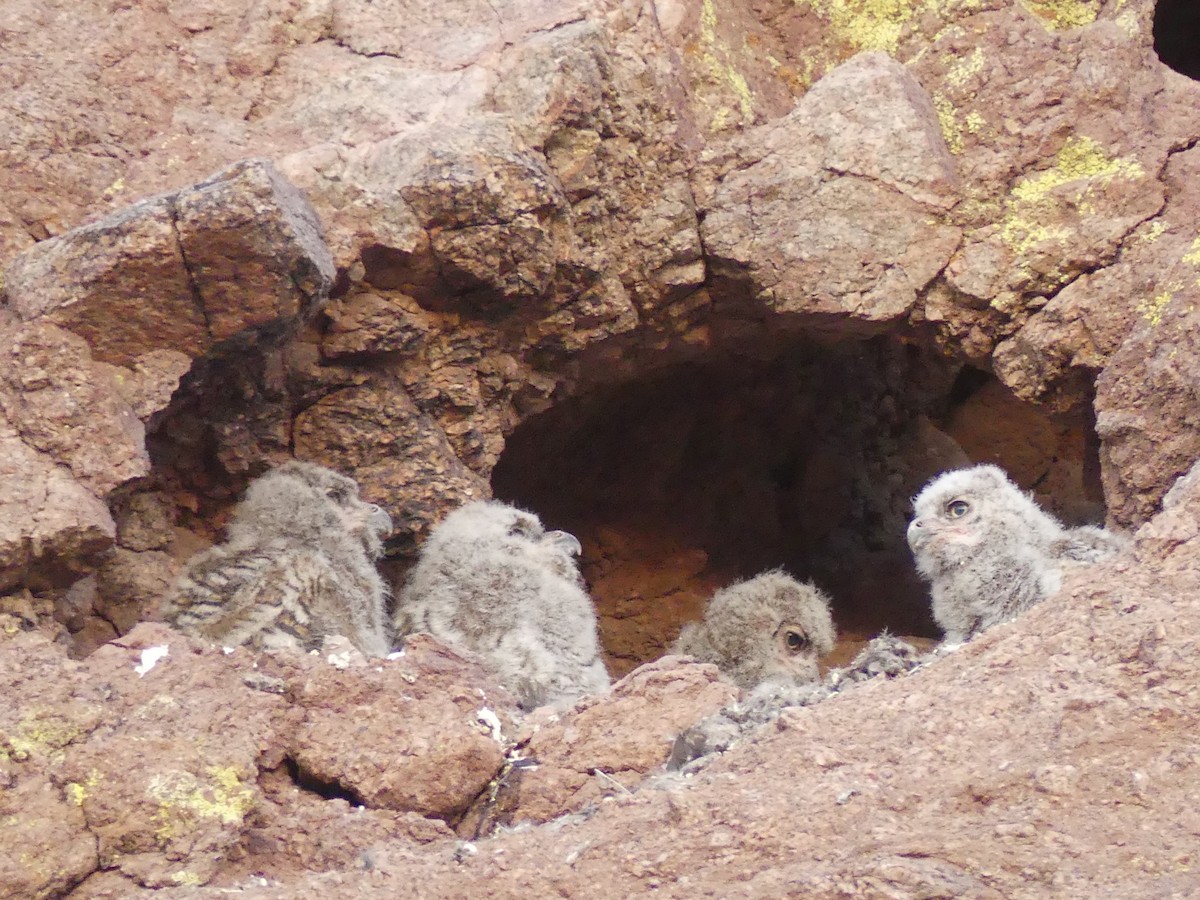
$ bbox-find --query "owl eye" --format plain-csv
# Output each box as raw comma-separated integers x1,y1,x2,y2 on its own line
508,517,540,538
783,630,809,654
326,486,349,503
946,499,970,518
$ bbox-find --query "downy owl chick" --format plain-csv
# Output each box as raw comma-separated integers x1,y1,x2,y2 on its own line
672,570,836,690
394,500,609,710
163,461,392,656
907,464,1127,644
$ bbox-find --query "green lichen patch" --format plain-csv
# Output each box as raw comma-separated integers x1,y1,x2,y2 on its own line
1182,236,1200,267
933,93,964,154
64,770,102,807
943,46,984,88
803,0,926,55
934,91,987,156
788,0,986,100
1137,221,1167,244
695,0,756,131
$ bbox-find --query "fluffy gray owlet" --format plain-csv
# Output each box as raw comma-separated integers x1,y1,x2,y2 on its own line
163,461,392,656
394,500,610,710
672,570,837,690
907,464,1128,644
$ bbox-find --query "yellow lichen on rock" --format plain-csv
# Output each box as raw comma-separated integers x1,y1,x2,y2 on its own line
1013,136,1143,202
1018,0,1100,30
64,771,101,807
4,709,89,764
803,0,927,55
944,47,984,88
696,0,755,130
148,766,256,843
1182,236,1200,267
999,136,1145,270
933,87,986,156
1137,221,1166,244
1137,284,1178,327
933,93,964,154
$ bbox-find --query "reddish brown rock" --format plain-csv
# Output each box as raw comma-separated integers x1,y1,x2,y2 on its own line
468,657,736,830
3,159,334,367
94,548,179,634
0,321,148,496
1096,292,1200,528
58,626,293,888
994,141,1200,416
0,623,522,890
0,159,336,597
0,417,117,593
294,378,489,551
0,776,98,900
699,52,961,326
1088,145,1200,528
289,634,512,821
234,768,454,882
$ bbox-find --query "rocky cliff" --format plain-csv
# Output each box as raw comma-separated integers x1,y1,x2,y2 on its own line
2,0,1199,895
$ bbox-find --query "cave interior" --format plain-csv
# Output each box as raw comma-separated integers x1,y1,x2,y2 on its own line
494,335,1106,676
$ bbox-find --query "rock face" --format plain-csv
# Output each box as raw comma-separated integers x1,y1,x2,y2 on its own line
0,623,515,894
0,159,333,602
698,52,961,326
289,635,510,820
3,159,333,366
1,0,1200,894
464,657,737,833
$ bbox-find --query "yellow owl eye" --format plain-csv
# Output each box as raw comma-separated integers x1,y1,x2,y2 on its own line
946,499,970,518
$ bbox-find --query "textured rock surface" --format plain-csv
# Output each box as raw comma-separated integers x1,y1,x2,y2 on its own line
464,657,736,831
3,159,333,366
0,159,334,602
0,624,517,892
698,52,961,326
290,634,512,820
2,0,1200,893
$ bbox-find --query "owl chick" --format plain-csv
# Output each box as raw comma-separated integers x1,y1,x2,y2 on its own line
163,460,392,657
672,570,836,690
907,464,1128,644
394,500,609,711
669,631,920,770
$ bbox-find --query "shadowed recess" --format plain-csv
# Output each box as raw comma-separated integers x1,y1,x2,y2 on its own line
1154,0,1200,80
493,336,1106,677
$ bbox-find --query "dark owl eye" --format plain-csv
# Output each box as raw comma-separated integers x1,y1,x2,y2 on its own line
946,499,970,518
508,517,539,538
784,630,809,654
326,487,348,502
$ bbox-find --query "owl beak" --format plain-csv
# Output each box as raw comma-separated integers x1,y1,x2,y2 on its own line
369,504,393,536
545,530,582,556
906,518,925,550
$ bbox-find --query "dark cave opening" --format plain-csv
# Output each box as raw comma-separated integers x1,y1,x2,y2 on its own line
492,335,1106,677
284,757,365,807
1153,0,1200,81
